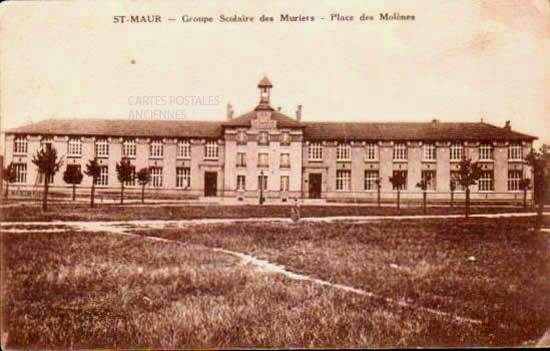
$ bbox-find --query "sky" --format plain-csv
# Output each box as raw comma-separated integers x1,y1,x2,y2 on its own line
0,0,548,151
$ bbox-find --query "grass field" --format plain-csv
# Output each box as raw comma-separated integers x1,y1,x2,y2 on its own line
0,202,537,222
2,216,549,348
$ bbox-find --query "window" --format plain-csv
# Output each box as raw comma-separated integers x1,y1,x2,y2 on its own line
308,143,323,161
258,131,269,145
258,153,269,167
176,167,191,188
280,153,290,168
336,170,351,191
150,139,164,158
236,152,247,167
177,139,191,159
508,143,523,160
151,167,163,187
393,143,408,161
421,170,437,190
205,140,219,159
423,143,436,161
236,175,246,191
123,138,137,158
14,163,27,184
95,166,108,186
478,170,494,191
336,143,351,161
13,136,27,154
450,171,465,191
280,176,289,192
364,170,379,190
450,143,464,161
237,131,247,145
95,137,109,157
41,136,54,151
479,143,493,161
365,143,378,161
280,132,290,145
258,175,268,191
124,166,136,186
392,170,407,190
508,170,522,191
67,137,82,156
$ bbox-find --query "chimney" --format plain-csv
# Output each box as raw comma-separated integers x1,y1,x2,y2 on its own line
227,104,234,120
504,120,511,131
296,105,302,122
432,118,440,128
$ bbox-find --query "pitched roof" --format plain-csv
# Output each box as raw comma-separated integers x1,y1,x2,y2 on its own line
5,119,222,138
222,110,305,128
303,122,537,142
258,76,273,88
6,118,536,142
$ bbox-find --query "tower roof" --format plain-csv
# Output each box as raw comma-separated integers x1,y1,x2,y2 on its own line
258,76,273,88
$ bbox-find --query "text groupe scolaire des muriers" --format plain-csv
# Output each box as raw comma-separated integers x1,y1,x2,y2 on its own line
113,13,416,24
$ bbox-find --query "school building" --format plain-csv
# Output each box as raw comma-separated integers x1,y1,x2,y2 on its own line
3,77,537,203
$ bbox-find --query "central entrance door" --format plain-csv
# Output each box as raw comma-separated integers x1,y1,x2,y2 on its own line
308,173,322,199
204,172,217,197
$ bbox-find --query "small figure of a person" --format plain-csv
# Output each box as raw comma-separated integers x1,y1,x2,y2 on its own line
291,197,301,223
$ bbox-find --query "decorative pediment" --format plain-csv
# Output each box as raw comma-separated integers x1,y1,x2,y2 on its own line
251,111,277,130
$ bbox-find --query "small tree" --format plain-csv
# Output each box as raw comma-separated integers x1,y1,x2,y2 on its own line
2,162,17,198
450,179,456,209
416,180,428,215
526,147,550,228
455,157,483,218
32,145,63,211
63,165,83,201
84,158,101,208
519,178,531,210
136,167,151,204
389,172,407,211
116,157,134,205
375,178,382,208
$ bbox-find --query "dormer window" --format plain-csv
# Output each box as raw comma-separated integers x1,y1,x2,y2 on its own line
280,132,290,145
13,135,28,154
258,131,269,146
67,137,82,156
150,139,164,158
336,142,351,161
177,139,191,159
205,140,219,159
123,138,137,158
479,143,493,161
237,131,247,145
95,137,109,157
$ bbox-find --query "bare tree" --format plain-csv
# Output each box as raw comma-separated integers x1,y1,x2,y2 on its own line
416,180,428,215
455,157,483,218
519,178,531,210
63,165,83,201
2,162,17,199
526,147,550,228
116,157,134,205
136,167,151,204
32,145,63,211
389,172,407,211
84,158,101,208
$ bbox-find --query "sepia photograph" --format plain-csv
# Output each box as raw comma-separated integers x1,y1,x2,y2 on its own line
0,0,549,349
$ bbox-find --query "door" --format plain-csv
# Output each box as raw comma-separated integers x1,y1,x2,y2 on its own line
309,173,322,199
204,172,217,197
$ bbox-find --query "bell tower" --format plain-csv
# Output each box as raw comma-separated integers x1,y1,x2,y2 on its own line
255,76,274,111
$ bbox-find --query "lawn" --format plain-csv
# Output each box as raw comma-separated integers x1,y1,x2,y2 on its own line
0,202,536,222
0,228,496,349
130,216,550,347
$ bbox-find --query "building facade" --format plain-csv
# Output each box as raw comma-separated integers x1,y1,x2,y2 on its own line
4,77,537,202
